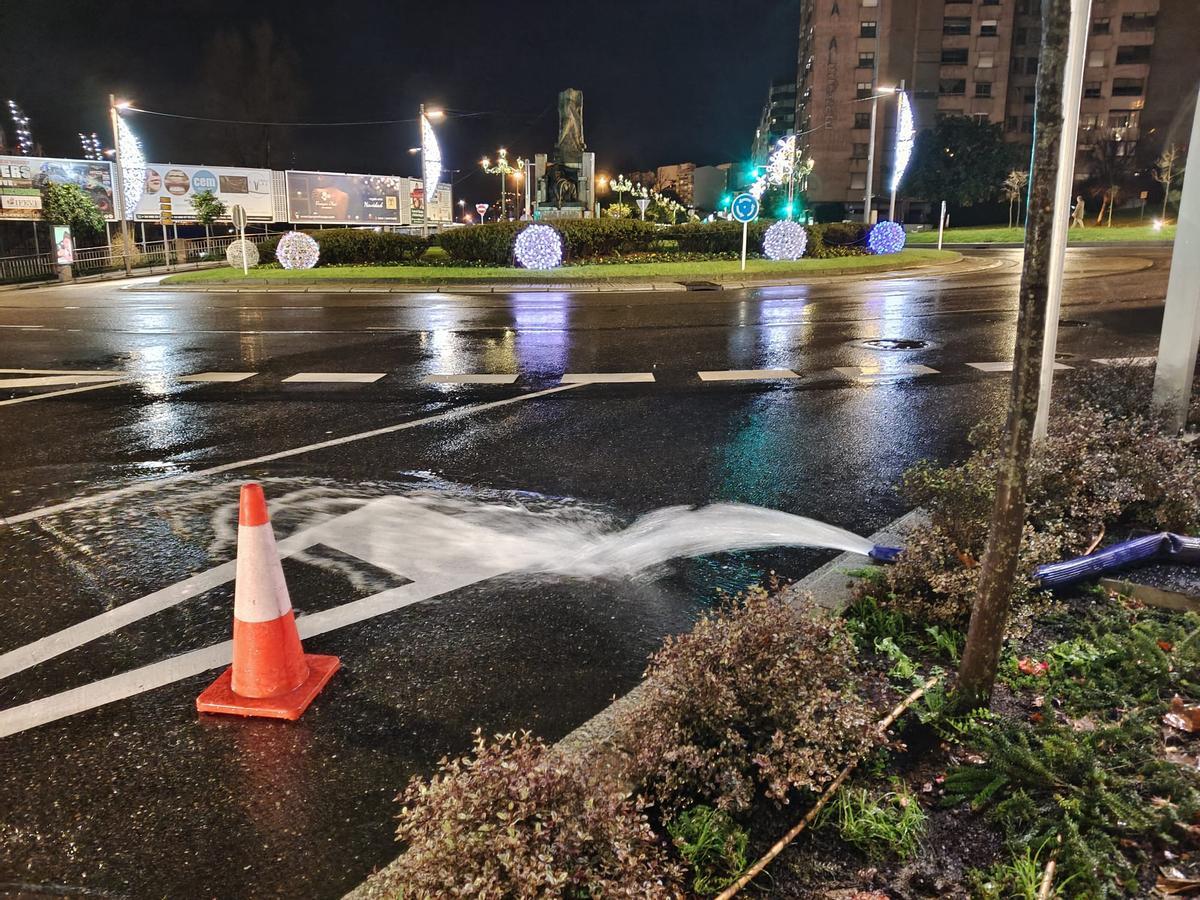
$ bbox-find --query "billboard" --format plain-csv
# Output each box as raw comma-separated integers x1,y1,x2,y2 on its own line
0,156,117,221
285,170,402,224
135,164,273,223
404,181,454,225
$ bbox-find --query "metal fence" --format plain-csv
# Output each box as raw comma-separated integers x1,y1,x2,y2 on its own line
0,230,284,286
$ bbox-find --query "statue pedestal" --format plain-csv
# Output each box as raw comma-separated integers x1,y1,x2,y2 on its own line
532,152,595,220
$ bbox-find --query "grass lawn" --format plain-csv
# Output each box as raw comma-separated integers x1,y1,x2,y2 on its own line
908,222,1176,244
162,249,958,285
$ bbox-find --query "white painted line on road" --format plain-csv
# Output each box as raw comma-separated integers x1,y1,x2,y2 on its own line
698,369,799,381
560,372,655,384
178,371,259,383
967,361,1073,373
0,570,505,739
283,372,387,383
422,374,520,384
1,383,585,527
1094,356,1156,367
0,368,124,375
0,374,126,388
0,380,128,407
833,364,940,379
0,325,43,329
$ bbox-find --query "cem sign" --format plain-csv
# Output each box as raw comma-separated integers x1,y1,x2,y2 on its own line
135,163,273,223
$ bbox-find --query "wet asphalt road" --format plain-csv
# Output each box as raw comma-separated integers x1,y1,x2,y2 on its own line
0,247,1174,898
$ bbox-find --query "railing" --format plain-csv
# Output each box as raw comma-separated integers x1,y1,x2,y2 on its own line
0,229,285,285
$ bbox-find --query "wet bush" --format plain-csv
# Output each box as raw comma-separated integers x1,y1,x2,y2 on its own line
617,588,877,814
437,221,523,265
386,731,683,897
555,218,659,259
665,220,769,254
305,228,431,265
867,368,1200,626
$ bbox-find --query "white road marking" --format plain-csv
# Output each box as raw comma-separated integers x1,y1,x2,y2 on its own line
1094,356,1156,367
0,374,126,388
0,380,128,406
967,361,1073,372
283,372,387,383
697,369,799,381
560,372,655,384
1,383,584,527
0,368,124,375
833,364,940,379
178,371,259,383
0,325,43,329
422,374,520,385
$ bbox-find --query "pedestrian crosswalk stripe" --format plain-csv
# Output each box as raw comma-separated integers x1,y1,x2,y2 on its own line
833,364,940,379
179,372,259,383
698,369,799,381
422,374,520,384
0,374,127,388
560,372,656,384
967,361,1072,373
282,372,387,383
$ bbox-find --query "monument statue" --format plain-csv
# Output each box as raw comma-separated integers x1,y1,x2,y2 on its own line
556,88,585,162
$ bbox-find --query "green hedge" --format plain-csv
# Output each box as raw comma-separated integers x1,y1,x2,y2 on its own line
256,229,430,266
437,221,524,265
435,219,873,265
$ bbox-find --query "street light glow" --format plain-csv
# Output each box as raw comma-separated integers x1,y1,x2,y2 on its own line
425,109,445,120
115,100,132,110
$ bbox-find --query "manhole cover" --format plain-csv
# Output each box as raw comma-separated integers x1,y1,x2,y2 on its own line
680,281,722,291
1059,319,1089,328
861,338,928,351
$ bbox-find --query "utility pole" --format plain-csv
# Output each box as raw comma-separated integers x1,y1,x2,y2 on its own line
1151,81,1200,432
419,103,429,238
108,93,132,276
888,78,906,223
863,92,879,222
1032,0,1093,440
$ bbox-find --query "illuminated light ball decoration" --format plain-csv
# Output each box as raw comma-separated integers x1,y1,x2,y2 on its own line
513,224,562,270
276,231,320,269
762,220,809,261
867,221,906,255
225,239,259,269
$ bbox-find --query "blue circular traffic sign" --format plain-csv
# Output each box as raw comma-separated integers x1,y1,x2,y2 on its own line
730,192,759,224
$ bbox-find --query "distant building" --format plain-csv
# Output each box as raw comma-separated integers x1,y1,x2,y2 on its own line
656,162,697,204
794,0,1199,214
693,165,731,211
751,78,799,167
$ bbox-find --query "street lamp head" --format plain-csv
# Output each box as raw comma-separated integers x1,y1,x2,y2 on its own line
115,100,132,111
481,156,490,168
408,147,421,154
425,109,445,120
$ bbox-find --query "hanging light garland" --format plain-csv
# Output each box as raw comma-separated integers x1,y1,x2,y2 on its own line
867,221,906,255
225,239,260,270
276,231,320,269
513,224,562,270
763,220,809,261
115,115,146,217
421,112,442,214
78,132,104,161
7,100,33,155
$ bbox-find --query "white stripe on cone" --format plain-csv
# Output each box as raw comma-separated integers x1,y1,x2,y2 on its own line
233,522,293,623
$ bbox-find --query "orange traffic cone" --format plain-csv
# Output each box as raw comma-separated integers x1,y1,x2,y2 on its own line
197,483,339,720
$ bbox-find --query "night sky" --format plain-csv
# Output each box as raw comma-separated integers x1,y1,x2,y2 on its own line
1,0,799,207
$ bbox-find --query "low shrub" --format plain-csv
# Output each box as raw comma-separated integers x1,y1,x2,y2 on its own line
305,228,431,265
438,221,523,265
555,218,659,259
616,588,877,814
865,370,1200,626
387,730,684,897
666,221,769,254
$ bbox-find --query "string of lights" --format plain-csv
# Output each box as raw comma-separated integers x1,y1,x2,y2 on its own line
78,132,104,161
7,100,34,155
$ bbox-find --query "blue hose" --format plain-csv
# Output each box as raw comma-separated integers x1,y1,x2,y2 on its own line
1033,533,1200,588
869,545,904,563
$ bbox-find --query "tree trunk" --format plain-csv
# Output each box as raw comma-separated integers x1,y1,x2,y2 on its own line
1107,189,1115,227
1009,199,1015,228
1096,194,1107,226
955,0,1071,710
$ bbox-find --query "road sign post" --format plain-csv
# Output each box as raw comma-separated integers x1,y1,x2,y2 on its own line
636,197,650,220
474,203,489,222
231,204,248,275
730,193,760,272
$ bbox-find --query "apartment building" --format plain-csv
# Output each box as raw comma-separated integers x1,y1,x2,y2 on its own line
751,78,800,166
655,162,697,205
793,0,1197,212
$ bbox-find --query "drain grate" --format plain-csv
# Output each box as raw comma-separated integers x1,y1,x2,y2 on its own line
1059,319,1089,328
862,338,928,351
679,281,722,291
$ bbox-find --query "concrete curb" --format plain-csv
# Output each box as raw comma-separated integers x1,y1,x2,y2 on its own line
131,253,970,294
342,508,927,899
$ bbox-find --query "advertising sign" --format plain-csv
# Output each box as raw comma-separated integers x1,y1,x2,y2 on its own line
135,164,273,223
285,170,402,224
0,156,117,221
53,226,74,265
403,180,453,225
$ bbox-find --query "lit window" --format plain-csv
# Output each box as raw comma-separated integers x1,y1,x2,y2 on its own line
980,20,999,36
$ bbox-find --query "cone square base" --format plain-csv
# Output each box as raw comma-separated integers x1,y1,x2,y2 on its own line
196,654,340,720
